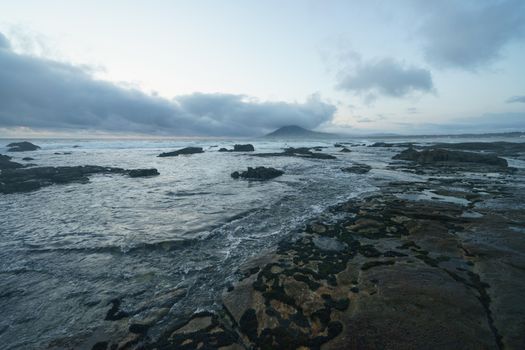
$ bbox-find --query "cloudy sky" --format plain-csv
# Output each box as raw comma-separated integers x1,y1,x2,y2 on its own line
0,0,524,136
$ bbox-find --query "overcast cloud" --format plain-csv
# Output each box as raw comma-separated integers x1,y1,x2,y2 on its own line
0,32,335,136
418,0,525,70
336,58,434,99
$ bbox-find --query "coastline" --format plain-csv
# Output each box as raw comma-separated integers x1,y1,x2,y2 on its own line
91,147,525,350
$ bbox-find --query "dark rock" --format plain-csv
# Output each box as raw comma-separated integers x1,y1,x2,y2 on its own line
233,144,255,152
129,323,150,334
6,141,40,152
341,163,372,174
128,169,160,177
22,157,34,161
334,143,344,148
72,145,81,148
158,147,204,157
231,167,284,180
219,144,256,152
0,165,161,194
0,154,23,169
253,147,337,160
369,142,414,148
105,298,129,321
393,148,508,167
427,141,525,156
339,147,352,153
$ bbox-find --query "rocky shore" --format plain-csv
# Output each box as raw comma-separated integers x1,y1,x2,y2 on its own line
88,142,525,350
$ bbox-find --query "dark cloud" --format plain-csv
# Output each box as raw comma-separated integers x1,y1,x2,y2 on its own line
506,95,525,103
336,58,433,99
418,0,525,69
0,33,335,136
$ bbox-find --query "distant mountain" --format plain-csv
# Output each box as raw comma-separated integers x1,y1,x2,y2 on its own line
264,125,336,139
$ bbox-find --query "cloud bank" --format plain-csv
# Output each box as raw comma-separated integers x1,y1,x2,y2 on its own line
418,0,525,70
0,33,335,136
336,58,433,99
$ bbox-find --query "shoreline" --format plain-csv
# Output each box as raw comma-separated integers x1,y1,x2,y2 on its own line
90,149,525,350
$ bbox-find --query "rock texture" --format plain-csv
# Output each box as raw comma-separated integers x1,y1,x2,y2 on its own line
341,163,371,174
219,144,255,152
394,148,508,168
128,169,160,178
231,167,284,180
0,154,23,169
158,147,204,157
253,147,337,160
0,166,160,194
6,141,40,152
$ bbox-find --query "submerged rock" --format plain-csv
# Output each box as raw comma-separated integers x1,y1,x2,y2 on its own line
341,163,372,174
369,142,414,148
339,147,352,153
231,166,284,180
22,157,34,161
0,165,160,194
6,141,40,152
0,154,23,169
253,147,337,160
158,147,204,157
393,148,508,167
128,168,160,177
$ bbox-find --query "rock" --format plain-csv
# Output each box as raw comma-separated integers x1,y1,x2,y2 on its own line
158,147,204,157
22,157,34,161
6,141,40,152
334,143,344,148
341,163,372,174
0,165,162,194
0,154,23,169
253,147,337,160
128,169,160,177
393,148,508,167
219,144,256,152
369,142,414,148
231,167,284,180
339,147,352,153
427,141,525,156
233,144,255,152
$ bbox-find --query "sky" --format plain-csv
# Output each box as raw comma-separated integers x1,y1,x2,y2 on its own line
0,0,524,137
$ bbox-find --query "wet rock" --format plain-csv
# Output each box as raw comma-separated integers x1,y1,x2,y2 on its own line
231,167,284,180
253,147,337,160
233,144,255,152
339,147,352,153
22,157,34,161
394,148,508,167
0,154,23,169
158,147,204,157
128,168,160,177
219,144,255,152
105,298,129,321
341,163,371,174
369,142,414,148
0,165,162,194
428,141,525,157
6,141,40,152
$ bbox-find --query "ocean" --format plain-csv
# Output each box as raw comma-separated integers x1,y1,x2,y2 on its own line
0,136,523,349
